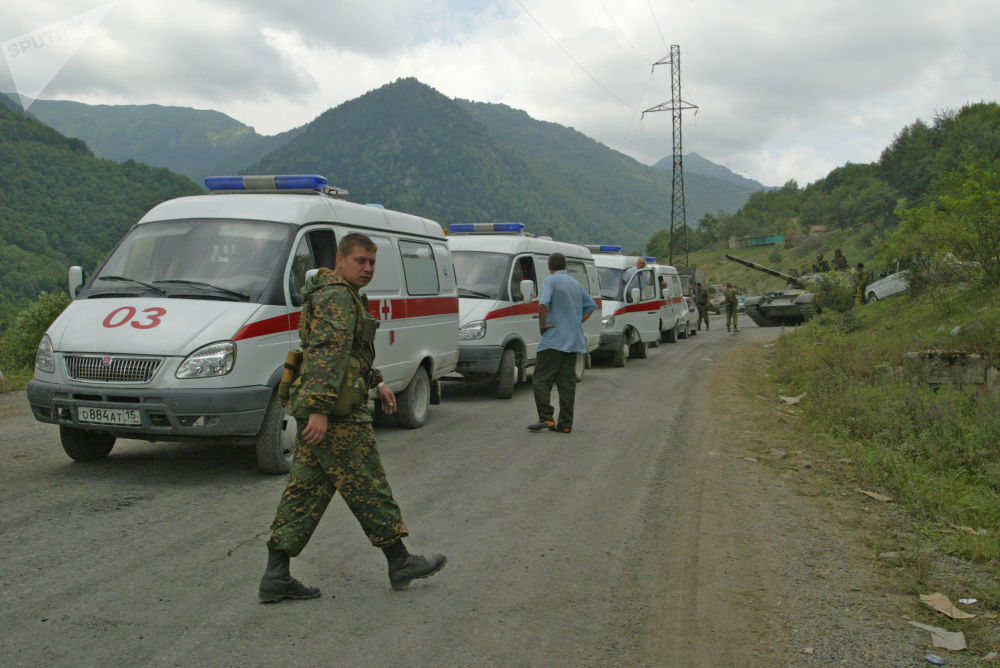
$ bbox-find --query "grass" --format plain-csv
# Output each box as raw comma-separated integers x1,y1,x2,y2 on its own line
768,281,1000,613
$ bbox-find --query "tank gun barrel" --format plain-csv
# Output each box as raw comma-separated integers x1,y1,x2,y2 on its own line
724,254,806,288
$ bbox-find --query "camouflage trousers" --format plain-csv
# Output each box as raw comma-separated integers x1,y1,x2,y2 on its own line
726,303,739,330
696,305,710,329
267,420,408,557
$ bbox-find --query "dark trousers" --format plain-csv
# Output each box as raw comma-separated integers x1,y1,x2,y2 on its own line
533,349,577,429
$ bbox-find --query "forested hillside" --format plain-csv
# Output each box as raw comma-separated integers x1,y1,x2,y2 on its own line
18,97,305,182
0,104,202,329
651,103,1000,254
246,79,758,250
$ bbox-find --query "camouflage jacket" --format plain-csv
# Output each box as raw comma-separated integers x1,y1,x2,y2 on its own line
694,287,710,306
723,286,738,305
288,268,383,422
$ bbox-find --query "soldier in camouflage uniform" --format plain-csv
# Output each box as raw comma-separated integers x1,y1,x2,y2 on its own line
259,233,446,603
723,282,739,333
694,282,710,331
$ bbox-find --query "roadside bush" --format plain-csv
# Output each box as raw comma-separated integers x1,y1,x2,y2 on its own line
811,272,856,314
0,291,69,372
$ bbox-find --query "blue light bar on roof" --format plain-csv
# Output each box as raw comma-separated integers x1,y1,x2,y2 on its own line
448,222,526,234
204,174,329,191
645,257,656,262
585,244,623,253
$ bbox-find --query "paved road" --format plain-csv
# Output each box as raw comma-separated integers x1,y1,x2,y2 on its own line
0,316,778,666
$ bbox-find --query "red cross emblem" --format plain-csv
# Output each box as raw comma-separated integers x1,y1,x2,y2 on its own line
380,300,392,321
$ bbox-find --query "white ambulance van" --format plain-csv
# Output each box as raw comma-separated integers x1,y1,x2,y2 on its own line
650,263,687,343
589,246,662,366
26,174,459,474
447,223,602,398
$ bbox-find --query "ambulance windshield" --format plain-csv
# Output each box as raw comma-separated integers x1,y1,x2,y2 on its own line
452,251,510,300
92,219,290,302
597,267,624,301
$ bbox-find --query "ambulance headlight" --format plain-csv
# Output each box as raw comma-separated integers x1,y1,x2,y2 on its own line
35,334,55,374
459,320,487,340
602,316,615,329
176,341,236,378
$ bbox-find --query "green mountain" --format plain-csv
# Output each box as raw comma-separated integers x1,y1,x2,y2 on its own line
250,78,760,249
11,81,762,250
15,96,305,182
658,152,772,191
0,103,202,328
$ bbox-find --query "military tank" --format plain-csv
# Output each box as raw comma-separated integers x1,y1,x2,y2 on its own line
724,254,820,326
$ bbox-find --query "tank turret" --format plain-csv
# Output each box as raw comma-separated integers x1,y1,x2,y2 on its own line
724,254,819,326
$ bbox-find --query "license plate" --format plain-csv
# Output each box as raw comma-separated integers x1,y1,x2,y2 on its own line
78,406,141,426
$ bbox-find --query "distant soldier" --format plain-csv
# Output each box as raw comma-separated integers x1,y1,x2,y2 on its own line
723,282,739,333
854,262,870,304
832,249,848,271
813,253,831,273
694,282,710,331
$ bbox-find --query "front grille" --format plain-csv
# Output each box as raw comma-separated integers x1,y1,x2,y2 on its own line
65,355,162,384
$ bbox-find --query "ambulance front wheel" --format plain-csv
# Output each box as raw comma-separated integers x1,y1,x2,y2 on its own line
611,334,629,367
396,366,430,428
60,426,115,462
573,353,586,382
255,392,295,474
496,348,517,399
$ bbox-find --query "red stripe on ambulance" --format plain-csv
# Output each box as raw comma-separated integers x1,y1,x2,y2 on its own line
232,297,459,341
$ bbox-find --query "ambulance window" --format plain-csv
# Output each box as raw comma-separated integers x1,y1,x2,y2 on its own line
565,261,588,290
598,267,623,301
363,235,398,296
639,269,656,301
288,236,317,305
509,256,536,301
399,240,439,295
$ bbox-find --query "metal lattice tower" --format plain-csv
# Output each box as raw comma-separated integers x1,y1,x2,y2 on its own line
642,45,698,266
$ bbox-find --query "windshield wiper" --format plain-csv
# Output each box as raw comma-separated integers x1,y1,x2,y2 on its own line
97,275,167,295
154,279,249,301
458,287,493,299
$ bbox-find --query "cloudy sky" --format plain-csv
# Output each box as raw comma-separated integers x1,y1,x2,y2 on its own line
2,0,998,186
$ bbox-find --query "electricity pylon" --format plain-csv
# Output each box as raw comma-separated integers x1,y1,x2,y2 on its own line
642,44,698,266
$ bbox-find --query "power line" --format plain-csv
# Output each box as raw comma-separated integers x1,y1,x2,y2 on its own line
645,0,669,52
513,0,636,111
599,0,651,65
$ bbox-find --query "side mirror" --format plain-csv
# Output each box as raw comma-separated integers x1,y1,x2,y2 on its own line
68,266,84,298
519,279,535,302
630,287,640,304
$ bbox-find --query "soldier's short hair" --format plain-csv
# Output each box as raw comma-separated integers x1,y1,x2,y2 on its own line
339,233,377,256
548,253,567,271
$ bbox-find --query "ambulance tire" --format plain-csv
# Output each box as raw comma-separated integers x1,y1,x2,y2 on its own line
584,352,592,369
611,333,629,367
573,352,586,382
430,379,442,405
255,392,294,474
396,366,430,428
496,348,517,399
662,324,677,343
630,339,648,359
60,426,115,462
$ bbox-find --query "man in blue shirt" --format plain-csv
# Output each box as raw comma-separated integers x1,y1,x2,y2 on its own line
528,253,597,434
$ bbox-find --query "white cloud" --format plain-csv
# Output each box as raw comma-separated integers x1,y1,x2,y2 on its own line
2,0,999,186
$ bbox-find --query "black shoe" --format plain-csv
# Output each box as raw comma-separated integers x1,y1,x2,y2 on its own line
259,548,321,603
549,425,571,433
528,420,554,431
388,553,447,591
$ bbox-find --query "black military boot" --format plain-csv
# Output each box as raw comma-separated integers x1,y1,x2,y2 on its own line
258,546,321,603
383,540,447,591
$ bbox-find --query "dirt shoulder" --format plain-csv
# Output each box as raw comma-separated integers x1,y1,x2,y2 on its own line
661,341,998,666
